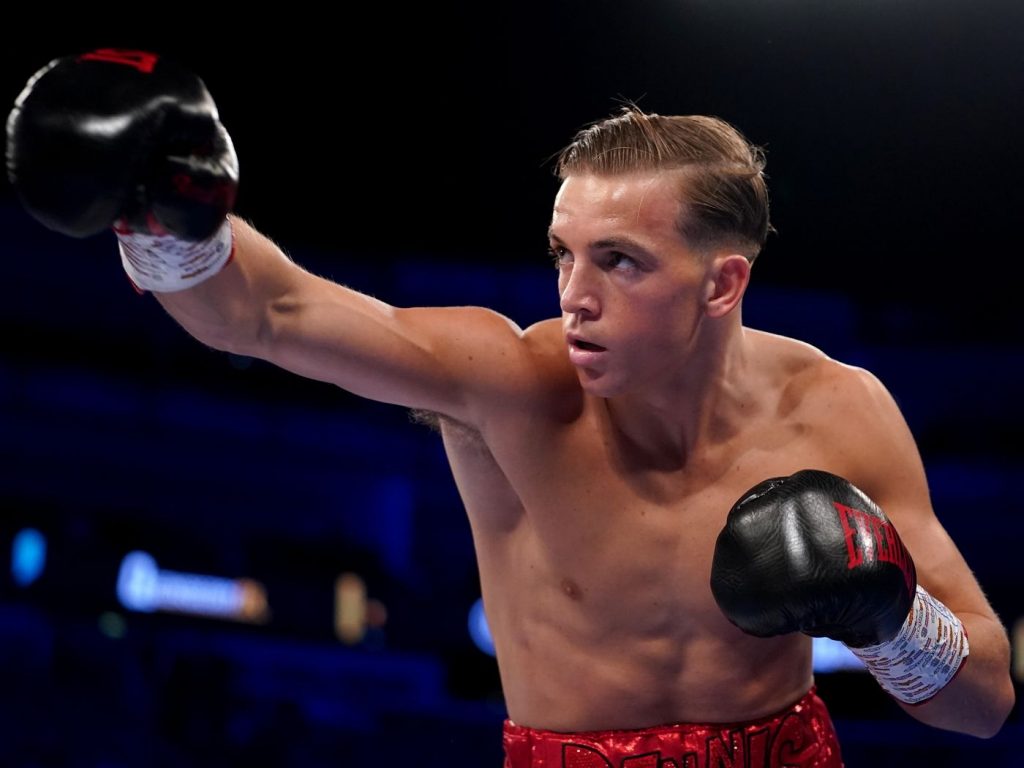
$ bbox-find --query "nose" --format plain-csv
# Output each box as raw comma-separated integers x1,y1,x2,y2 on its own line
559,261,601,317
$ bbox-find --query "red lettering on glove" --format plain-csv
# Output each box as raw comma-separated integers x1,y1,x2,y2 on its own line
80,49,159,74
835,502,914,592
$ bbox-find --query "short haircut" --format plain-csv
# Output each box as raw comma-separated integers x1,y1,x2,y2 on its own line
556,107,772,261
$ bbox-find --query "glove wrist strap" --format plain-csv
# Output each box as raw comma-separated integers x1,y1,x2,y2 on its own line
850,584,969,704
116,216,234,293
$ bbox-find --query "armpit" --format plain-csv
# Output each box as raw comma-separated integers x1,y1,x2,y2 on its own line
409,408,442,434
409,408,489,452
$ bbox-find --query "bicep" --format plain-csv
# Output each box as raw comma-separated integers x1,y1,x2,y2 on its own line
264,291,537,422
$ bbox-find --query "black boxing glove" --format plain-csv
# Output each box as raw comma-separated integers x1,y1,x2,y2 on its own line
7,48,238,292
711,469,968,704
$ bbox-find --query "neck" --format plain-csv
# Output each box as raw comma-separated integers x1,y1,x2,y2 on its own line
604,318,753,468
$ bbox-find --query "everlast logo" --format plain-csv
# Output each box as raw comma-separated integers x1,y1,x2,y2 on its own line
833,501,914,593
557,713,816,767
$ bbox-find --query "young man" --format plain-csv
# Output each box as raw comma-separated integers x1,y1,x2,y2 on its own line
7,49,1014,767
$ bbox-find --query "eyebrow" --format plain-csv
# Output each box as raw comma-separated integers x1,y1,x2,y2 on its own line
547,230,655,257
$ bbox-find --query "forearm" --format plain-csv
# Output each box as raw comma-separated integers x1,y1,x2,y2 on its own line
149,216,485,414
150,217,411,397
153,216,305,353
897,612,1014,738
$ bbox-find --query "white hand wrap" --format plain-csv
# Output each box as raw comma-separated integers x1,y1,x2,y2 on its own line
117,217,234,293
850,584,969,704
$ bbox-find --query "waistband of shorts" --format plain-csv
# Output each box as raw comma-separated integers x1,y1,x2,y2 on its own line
502,686,843,768
504,685,822,740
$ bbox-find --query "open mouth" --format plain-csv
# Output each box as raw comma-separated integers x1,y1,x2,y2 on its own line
572,339,606,352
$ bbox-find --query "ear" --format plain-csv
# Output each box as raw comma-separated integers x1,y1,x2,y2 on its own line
703,253,751,318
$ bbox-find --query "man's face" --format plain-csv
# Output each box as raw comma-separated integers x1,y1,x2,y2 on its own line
550,171,713,397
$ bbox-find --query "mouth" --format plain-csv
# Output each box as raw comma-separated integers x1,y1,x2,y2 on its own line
570,338,606,352
566,335,608,368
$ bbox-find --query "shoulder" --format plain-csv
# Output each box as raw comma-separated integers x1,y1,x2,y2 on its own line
513,318,582,414
411,309,566,377
443,314,580,428
754,331,924,501
456,314,573,378
436,311,564,359
523,318,573,363
746,329,893,417
787,349,897,427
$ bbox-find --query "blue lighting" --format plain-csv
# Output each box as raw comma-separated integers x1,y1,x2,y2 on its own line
11,528,46,587
116,551,159,612
468,597,495,657
115,550,269,623
812,637,866,673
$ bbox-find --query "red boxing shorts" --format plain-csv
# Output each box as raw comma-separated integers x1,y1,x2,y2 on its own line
502,687,843,767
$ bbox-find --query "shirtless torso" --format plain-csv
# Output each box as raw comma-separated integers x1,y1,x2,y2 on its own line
437,323,866,730
143,166,1007,738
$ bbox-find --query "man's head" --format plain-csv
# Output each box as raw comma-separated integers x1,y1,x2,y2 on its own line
550,109,771,397
555,107,771,263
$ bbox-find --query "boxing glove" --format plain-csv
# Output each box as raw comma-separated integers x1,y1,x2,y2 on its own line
711,469,968,703
7,48,238,291
710,468,915,647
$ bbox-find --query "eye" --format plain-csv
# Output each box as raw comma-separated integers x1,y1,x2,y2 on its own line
606,251,638,271
548,245,572,268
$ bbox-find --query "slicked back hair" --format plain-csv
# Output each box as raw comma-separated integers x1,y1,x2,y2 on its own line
556,108,772,262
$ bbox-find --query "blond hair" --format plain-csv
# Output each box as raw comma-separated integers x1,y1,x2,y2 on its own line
556,107,772,261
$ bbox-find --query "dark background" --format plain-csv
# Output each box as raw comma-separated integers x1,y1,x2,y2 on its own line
1,2,1022,766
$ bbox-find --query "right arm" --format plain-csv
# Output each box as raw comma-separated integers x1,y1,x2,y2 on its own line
156,216,539,424
6,50,550,429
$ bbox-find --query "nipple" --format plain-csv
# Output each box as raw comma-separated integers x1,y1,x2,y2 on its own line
561,577,583,601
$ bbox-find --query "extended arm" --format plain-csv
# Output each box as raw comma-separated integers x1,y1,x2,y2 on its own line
155,216,533,421
7,49,543,429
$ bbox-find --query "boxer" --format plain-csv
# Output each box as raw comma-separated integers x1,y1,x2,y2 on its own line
7,50,1014,766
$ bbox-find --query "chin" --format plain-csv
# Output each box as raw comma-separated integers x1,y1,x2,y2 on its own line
576,368,625,398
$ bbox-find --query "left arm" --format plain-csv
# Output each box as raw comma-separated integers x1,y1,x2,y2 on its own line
838,366,1014,738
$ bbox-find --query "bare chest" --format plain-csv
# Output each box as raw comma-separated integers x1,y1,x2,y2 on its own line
510,451,780,606
515,411,814,529
446,411,825,615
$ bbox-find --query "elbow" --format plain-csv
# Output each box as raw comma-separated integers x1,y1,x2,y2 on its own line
954,651,1016,739
970,679,1016,739
978,634,1019,739
967,631,1017,739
